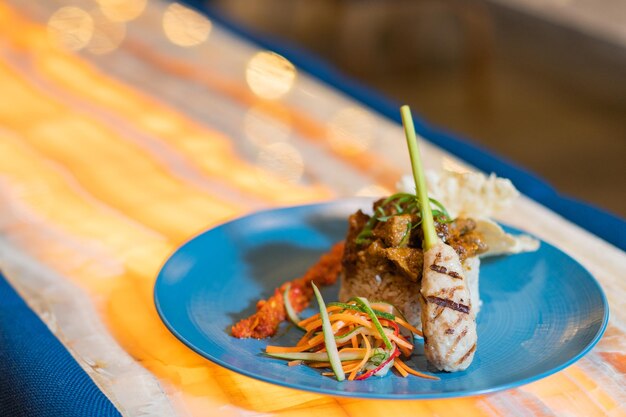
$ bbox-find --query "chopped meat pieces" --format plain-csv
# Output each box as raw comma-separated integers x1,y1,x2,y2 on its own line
384,247,423,281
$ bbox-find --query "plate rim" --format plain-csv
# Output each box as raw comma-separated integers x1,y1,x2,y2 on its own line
154,198,610,399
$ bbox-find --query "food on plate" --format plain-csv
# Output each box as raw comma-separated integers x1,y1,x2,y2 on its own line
233,105,539,376
419,240,477,371
232,170,537,341
339,196,484,371
339,196,485,328
341,166,539,331
265,287,437,381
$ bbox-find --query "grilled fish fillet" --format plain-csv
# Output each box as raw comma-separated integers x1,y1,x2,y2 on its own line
420,241,477,372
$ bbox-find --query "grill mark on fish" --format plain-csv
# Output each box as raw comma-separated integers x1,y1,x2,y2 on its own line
456,343,477,365
430,264,448,274
437,306,463,334
429,264,463,280
442,286,465,297
453,328,468,352
426,296,470,314
445,327,468,361
434,305,445,319
437,286,463,300
448,270,462,279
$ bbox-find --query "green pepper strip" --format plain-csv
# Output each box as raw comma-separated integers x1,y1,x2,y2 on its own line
334,326,398,345
326,302,396,321
351,297,393,350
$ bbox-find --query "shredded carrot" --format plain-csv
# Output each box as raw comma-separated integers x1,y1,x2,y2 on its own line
305,314,372,331
351,334,359,349
398,344,413,358
342,360,362,368
265,293,435,382
309,362,331,368
298,306,342,327
296,329,315,347
297,306,342,327
266,344,317,354
349,335,371,380
388,333,413,350
303,320,348,348
338,347,366,353
395,316,423,337
312,360,362,370
395,358,439,380
393,361,408,377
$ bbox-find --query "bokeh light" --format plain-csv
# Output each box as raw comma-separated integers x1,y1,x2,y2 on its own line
246,51,296,100
327,107,375,156
162,3,212,47
47,6,94,51
97,0,147,22
87,11,126,55
257,142,304,183
243,106,292,146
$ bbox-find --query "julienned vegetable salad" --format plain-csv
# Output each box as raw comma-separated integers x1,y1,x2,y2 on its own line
265,283,438,382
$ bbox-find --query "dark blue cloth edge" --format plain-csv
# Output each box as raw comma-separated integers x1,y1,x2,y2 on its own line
182,0,626,251
0,271,122,417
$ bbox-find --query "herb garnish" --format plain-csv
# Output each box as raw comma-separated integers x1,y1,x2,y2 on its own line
355,192,453,246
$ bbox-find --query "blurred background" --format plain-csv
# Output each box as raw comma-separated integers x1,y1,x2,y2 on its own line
207,0,626,218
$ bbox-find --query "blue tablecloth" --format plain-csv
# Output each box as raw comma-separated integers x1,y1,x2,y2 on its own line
0,273,121,417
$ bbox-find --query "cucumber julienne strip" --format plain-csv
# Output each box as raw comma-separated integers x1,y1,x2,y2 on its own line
265,350,365,362
283,284,304,330
312,283,345,381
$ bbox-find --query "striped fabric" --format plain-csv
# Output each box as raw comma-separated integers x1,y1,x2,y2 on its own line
0,1,624,416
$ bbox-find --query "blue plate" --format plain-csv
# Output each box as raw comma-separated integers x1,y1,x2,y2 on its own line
154,199,609,399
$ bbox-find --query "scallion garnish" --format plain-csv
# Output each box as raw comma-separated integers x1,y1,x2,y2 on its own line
355,192,452,245
352,297,393,350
